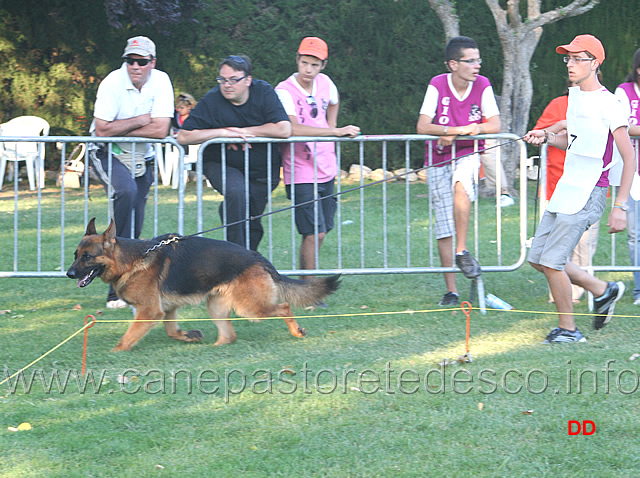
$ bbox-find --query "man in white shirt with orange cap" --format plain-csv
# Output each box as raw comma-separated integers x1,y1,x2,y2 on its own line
524,34,636,343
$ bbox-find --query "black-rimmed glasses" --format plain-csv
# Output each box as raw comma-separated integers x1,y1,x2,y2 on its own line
307,96,318,118
216,76,247,85
124,57,152,67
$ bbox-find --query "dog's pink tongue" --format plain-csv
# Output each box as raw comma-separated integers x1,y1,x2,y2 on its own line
78,274,90,288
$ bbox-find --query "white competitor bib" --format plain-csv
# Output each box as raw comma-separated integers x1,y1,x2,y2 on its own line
548,87,622,215
547,152,606,214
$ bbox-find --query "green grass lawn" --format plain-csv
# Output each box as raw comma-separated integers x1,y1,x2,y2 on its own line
1,180,640,477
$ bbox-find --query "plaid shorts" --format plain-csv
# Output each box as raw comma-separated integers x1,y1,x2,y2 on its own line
428,154,479,239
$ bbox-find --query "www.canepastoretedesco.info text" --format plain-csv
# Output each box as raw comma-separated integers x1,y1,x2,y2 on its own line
3,360,639,402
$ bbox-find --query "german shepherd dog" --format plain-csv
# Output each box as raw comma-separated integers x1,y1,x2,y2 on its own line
66,218,340,351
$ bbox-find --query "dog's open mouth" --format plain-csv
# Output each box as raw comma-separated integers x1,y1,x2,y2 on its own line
78,267,102,288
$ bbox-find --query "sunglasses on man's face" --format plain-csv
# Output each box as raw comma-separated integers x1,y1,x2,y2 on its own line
125,57,152,67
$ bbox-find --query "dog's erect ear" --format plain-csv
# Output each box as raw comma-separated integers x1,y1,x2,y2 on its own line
103,219,117,244
85,217,97,236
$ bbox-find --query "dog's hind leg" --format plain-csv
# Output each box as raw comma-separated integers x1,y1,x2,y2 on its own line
228,274,306,339
163,308,204,343
112,306,162,351
207,296,236,346
275,302,306,338
235,297,306,339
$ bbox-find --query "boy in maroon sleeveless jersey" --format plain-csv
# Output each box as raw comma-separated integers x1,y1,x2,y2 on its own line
417,36,501,306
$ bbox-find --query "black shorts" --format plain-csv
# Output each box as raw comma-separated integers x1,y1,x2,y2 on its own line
285,180,337,236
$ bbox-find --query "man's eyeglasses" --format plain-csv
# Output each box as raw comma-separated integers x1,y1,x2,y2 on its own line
124,57,152,67
307,96,318,118
563,56,595,64
216,76,247,85
456,58,482,65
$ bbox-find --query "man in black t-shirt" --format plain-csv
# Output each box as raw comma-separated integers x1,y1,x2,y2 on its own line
178,55,291,250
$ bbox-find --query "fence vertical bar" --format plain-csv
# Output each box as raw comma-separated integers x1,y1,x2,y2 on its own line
381,140,388,268
336,141,343,270
359,140,365,268
405,140,412,267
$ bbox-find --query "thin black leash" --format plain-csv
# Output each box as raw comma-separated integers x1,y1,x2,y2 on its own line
145,135,525,253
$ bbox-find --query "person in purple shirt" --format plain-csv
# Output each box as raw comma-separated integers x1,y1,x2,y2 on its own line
416,36,501,306
615,48,640,305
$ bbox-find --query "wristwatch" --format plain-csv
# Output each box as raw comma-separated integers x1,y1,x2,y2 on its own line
614,201,629,211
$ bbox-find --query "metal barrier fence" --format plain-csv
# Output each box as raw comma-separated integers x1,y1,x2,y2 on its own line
0,136,186,277
2,133,528,278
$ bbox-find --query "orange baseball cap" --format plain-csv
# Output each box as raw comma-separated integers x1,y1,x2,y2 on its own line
556,34,605,64
298,37,328,60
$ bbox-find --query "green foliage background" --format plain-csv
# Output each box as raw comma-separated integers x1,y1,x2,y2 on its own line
0,0,638,165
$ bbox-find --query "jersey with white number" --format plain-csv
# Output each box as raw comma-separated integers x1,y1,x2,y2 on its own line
548,86,627,214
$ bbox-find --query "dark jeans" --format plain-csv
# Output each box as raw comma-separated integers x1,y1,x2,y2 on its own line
92,148,153,301
202,160,278,251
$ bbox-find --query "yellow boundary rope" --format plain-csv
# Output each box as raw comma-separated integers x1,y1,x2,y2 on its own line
0,322,92,386
3,306,640,387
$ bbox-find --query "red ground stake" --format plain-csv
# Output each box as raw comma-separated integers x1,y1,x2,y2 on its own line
82,315,96,376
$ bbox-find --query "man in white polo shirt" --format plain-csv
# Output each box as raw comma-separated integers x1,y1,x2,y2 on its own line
90,36,174,308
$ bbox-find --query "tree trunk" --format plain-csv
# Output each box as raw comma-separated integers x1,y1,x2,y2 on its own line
427,0,459,40
487,1,543,185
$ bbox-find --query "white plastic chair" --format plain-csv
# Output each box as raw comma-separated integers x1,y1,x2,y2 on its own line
0,116,50,190
158,143,200,189
172,144,200,189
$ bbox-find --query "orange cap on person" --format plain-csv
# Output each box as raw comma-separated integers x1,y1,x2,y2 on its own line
298,37,328,61
556,34,605,64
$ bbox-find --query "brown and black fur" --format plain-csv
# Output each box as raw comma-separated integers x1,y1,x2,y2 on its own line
66,218,340,351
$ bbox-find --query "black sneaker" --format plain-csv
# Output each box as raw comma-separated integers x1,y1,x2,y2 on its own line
438,292,460,306
455,251,482,279
593,281,625,330
543,327,587,344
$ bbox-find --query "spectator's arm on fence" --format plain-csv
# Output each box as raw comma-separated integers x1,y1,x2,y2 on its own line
94,116,171,139
176,127,241,145
239,120,292,139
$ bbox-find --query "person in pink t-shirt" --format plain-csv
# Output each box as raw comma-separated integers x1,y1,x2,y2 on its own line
276,37,360,278
416,36,501,307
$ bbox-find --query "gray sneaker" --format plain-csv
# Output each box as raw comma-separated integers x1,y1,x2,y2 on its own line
543,327,587,344
455,251,482,279
593,281,625,330
438,292,460,307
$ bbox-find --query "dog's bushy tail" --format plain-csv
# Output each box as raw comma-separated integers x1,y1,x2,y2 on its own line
276,274,341,307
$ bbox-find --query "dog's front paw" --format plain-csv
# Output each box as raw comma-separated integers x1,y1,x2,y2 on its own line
185,329,204,342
